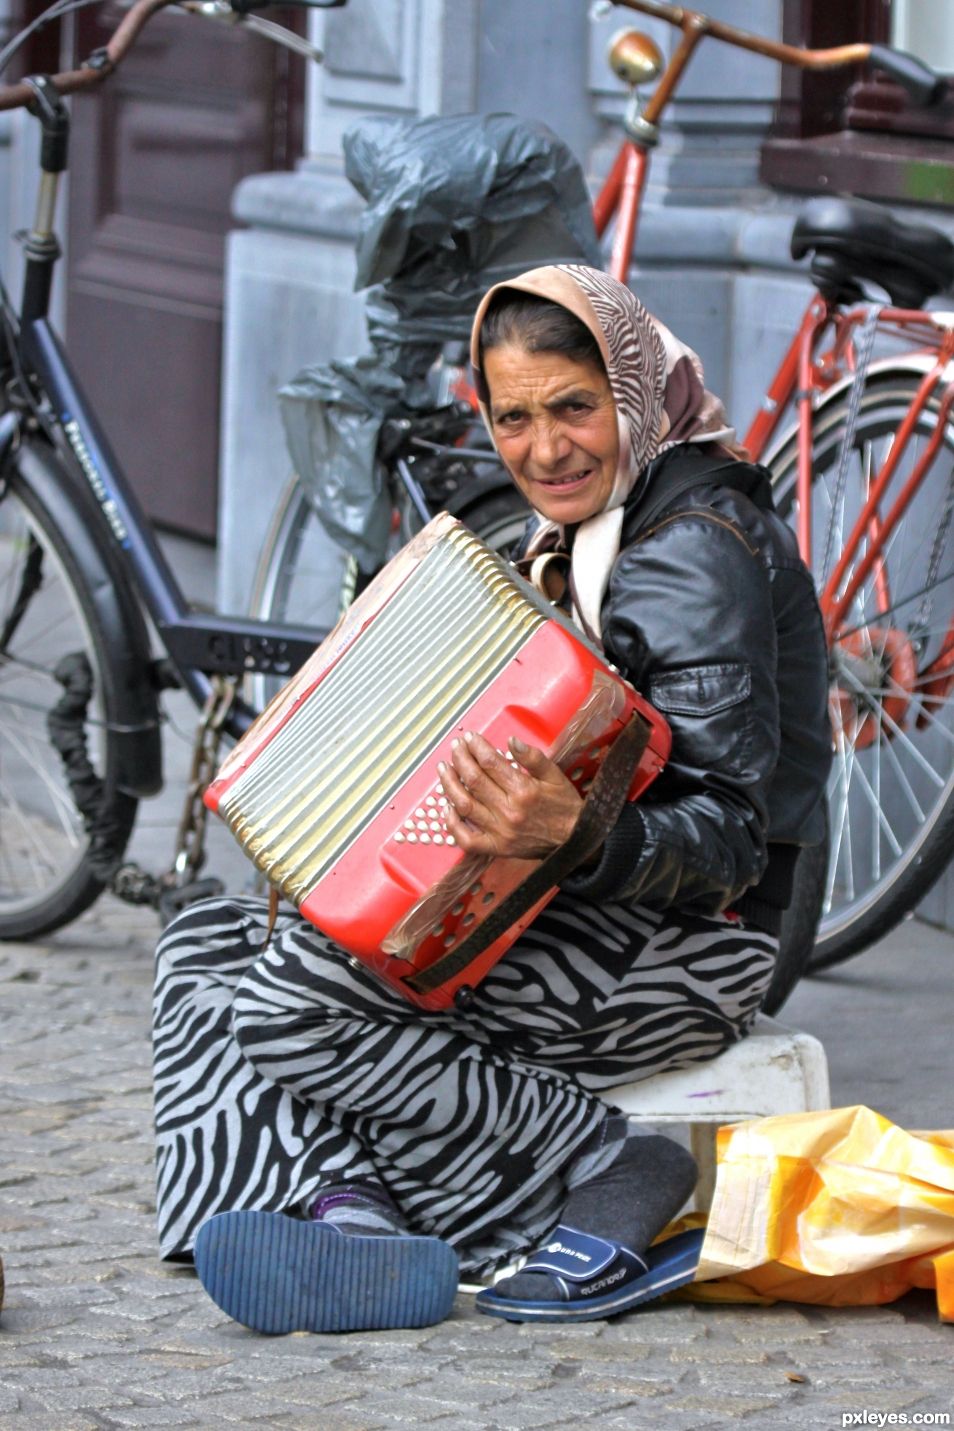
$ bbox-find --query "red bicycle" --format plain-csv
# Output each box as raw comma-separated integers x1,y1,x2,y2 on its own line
588,0,954,973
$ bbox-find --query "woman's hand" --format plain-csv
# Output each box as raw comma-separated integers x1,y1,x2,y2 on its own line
438,731,582,861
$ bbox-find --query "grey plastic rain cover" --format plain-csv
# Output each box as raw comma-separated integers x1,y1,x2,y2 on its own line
279,112,600,571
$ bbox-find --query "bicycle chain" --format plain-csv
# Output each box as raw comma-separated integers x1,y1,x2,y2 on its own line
171,675,236,886
914,462,954,641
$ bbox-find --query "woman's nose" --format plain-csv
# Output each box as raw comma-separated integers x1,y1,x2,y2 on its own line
530,419,572,468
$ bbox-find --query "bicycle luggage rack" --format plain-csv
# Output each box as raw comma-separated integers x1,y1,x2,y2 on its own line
159,613,321,680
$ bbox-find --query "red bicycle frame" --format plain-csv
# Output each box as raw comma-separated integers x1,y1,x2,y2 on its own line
597,0,954,681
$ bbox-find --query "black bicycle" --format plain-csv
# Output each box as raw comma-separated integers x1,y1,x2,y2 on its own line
0,0,826,1019
0,0,535,940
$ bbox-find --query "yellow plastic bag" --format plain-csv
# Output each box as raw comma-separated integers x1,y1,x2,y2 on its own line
690,1106,954,1321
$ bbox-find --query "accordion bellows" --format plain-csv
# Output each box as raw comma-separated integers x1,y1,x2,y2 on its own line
206,514,670,1008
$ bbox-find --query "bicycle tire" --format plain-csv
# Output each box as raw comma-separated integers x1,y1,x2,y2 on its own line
759,813,829,1014
767,370,954,971
452,487,533,554
0,469,138,939
249,475,530,705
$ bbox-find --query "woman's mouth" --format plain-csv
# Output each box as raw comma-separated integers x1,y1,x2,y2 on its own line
537,468,592,492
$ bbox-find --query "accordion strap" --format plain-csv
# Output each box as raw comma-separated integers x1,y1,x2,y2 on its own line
404,708,653,999
266,884,280,945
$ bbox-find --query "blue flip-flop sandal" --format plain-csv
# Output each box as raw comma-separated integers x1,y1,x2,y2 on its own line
193,1209,459,1334
474,1224,704,1323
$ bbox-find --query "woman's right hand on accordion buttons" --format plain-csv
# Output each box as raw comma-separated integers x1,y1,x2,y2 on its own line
438,731,583,860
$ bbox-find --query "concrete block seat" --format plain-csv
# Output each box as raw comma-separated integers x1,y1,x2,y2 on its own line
602,1015,831,1209
460,1016,829,1291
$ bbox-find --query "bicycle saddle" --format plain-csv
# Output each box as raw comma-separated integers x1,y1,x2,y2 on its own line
790,197,954,308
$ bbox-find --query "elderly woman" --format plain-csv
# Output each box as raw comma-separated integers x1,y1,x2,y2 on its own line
152,265,830,1333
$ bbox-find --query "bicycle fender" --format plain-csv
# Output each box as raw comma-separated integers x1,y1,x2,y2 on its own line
8,437,162,798
760,355,954,471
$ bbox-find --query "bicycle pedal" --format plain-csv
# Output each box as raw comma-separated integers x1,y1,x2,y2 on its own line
157,877,226,927
111,861,163,907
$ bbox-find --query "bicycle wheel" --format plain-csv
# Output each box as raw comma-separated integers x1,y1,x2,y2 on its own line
250,475,530,704
454,487,532,553
0,474,137,938
768,370,954,970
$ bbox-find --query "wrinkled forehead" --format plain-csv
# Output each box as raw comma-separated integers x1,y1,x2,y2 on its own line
469,266,611,384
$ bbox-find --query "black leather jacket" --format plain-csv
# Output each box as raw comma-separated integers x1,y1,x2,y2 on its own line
537,445,832,933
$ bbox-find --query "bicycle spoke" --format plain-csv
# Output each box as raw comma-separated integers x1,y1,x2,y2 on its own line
828,729,884,897
839,572,954,639
1,649,67,679
841,745,905,859
0,768,60,890
0,482,136,931
911,703,954,753
870,701,947,789
857,691,932,838
870,707,883,883
0,714,82,839
871,718,927,824
838,661,948,789
827,705,858,906
2,582,86,658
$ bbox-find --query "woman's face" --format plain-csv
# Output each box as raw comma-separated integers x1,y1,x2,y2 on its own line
484,343,620,525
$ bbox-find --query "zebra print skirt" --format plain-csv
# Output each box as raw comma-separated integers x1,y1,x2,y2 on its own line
152,891,777,1277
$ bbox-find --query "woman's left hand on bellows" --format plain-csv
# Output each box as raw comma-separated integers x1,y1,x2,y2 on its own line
438,731,582,860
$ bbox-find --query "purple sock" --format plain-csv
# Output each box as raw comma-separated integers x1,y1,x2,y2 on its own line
308,1181,409,1237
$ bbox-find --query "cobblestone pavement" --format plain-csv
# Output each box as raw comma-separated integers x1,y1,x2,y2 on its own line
2,891,953,1430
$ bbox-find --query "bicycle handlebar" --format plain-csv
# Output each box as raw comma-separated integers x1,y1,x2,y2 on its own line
230,0,345,9
610,0,945,110
0,0,172,112
868,45,945,107
0,0,338,113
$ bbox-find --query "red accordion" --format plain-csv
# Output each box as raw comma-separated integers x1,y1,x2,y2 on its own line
206,514,670,1009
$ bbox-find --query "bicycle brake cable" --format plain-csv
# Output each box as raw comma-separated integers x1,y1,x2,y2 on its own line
0,0,101,79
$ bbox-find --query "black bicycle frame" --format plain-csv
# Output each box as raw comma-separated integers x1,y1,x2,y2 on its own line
23,319,322,680
14,85,323,735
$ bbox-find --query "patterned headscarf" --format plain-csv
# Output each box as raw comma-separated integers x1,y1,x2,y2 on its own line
470,264,744,639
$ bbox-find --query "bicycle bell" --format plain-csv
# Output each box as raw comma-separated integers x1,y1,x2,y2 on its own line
608,29,664,88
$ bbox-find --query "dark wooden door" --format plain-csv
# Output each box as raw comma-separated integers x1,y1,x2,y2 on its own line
64,7,303,538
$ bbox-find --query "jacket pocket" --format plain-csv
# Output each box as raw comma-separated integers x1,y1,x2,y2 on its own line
649,662,753,776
